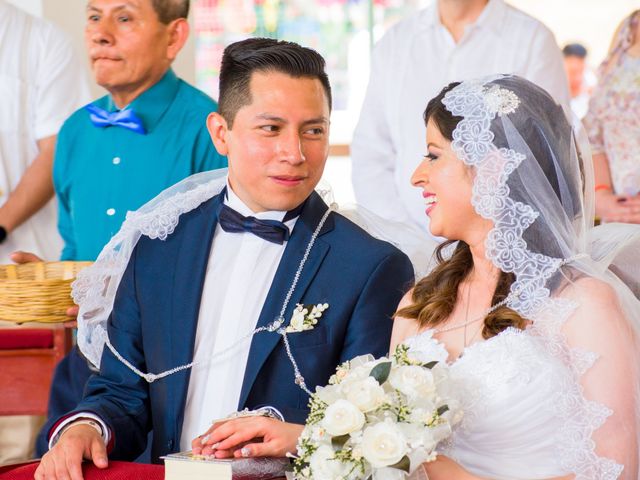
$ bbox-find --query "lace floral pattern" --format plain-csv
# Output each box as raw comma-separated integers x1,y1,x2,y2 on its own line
71,172,229,368
441,76,623,478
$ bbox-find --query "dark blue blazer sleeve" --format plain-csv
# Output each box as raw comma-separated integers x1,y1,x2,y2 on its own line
66,244,152,460
339,249,414,362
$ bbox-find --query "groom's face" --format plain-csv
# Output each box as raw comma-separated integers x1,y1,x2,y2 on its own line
208,70,330,213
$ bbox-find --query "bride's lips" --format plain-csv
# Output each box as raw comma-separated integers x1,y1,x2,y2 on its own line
423,191,437,216
271,175,306,187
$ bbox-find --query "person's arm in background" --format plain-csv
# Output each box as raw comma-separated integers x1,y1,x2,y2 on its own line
523,23,571,113
350,31,412,224
584,87,640,224
1,20,90,242
0,135,56,232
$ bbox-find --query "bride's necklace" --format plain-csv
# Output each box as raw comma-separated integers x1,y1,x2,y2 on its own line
435,253,590,336
434,284,513,335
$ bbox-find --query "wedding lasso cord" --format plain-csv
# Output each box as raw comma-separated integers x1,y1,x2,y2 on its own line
105,205,334,393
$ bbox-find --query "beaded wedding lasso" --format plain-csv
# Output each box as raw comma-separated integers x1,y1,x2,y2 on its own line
105,205,334,395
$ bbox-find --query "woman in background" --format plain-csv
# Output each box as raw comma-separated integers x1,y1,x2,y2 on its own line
584,10,640,223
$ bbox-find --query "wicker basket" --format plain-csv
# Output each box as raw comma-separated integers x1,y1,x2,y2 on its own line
0,261,92,323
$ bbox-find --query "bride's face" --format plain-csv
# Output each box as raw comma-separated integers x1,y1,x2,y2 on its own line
411,119,491,242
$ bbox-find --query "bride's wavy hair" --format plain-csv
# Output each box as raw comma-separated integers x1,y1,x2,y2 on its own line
396,79,582,337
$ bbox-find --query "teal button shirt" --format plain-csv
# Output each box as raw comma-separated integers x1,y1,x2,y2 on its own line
53,69,227,260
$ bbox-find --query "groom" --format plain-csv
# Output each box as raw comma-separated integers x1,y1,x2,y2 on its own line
35,38,413,478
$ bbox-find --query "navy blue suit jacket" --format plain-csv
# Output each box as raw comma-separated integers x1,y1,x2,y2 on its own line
53,191,414,462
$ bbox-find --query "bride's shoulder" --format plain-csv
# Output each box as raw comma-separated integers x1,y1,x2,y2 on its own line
555,275,628,343
390,289,422,349
557,276,620,310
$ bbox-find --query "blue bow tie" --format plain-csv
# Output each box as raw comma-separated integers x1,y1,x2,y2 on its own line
84,104,147,134
218,204,292,245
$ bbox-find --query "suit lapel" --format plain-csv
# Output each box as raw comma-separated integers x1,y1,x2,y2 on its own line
170,193,223,432
238,192,334,408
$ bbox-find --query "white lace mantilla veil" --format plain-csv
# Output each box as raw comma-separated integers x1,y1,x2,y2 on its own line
71,168,434,374
428,74,640,479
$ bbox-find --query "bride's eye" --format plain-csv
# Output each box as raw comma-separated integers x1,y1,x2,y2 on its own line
424,153,438,162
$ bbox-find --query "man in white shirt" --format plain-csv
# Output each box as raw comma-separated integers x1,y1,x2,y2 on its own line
351,0,570,232
0,1,90,262
0,0,90,465
35,38,414,479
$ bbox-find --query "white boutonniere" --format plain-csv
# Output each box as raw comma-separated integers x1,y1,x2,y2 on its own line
285,303,329,333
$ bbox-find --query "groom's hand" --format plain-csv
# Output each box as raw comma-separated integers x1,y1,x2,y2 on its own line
35,424,108,480
192,417,303,458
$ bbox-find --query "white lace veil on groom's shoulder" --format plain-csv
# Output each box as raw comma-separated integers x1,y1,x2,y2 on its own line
72,168,230,371
71,168,435,374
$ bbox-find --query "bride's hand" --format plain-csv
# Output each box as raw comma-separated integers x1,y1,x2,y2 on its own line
423,455,479,480
191,417,303,459
423,456,574,480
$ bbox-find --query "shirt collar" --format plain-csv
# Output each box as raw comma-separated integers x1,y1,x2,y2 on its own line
426,0,505,37
103,69,180,133
224,180,290,224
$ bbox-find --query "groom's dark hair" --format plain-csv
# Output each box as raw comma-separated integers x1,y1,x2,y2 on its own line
218,37,332,128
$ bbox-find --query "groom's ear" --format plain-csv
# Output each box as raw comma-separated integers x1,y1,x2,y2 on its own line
207,112,229,157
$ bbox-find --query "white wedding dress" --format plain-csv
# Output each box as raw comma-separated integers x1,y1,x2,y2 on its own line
404,326,624,480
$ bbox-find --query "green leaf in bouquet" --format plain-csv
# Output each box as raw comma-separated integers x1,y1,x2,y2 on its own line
423,361,439,369
390,455,411,473
331,434,350,450
393,344,410,364
370,361,392,384
437,404,449,416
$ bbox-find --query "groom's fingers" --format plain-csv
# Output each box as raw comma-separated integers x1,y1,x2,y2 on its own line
205,418,264,448
206,432,257,454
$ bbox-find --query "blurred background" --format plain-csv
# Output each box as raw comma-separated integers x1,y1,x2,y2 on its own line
10,0,638,204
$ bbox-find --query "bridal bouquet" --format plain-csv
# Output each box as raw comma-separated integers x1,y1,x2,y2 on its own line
290,344,462,480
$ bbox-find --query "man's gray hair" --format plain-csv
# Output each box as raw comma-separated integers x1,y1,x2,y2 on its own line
152,0,189,24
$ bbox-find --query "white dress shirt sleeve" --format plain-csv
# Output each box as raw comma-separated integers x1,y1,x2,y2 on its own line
48,412,111,451
351,30,412,225
522,23,571,114
32,22,91,140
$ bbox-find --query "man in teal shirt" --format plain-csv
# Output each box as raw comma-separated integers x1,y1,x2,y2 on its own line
54,26,225,261
33,0,226,453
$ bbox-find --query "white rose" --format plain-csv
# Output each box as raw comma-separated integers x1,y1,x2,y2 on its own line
309,445,349,479
345,377,386,412
389,365,436,398
322,399,366,436
349,354,375,369
361,421,408,468
316,384,341,405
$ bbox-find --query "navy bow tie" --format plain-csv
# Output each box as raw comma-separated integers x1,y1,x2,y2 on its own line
85,104,147,134
218,204,292,244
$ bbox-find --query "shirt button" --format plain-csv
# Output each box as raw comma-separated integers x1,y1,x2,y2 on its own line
112,157,121,165
106,208,116,216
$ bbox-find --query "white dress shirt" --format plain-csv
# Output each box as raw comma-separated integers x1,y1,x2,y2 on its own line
351,0,570,233
179,185,298,450
0,1,90,261
50,183,298,450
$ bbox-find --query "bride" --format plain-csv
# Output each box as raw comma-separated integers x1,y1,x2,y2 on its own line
391,75,640,479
